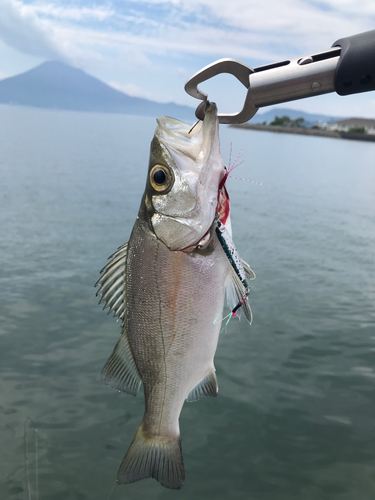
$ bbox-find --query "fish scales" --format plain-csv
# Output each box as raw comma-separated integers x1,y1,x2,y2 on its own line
126,215,228,433
96,103,255,490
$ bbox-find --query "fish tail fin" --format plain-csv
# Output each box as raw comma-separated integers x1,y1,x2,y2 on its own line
117,421,185,490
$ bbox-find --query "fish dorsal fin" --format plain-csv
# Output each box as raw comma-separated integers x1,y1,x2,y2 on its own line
96,242,142,396
101,332,142,396
225,258,255,325
95,243,128,320
186,369,218,402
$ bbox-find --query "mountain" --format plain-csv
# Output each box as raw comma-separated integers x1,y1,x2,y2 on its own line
0,61,194,120
251,107,345,126
0,62,348,125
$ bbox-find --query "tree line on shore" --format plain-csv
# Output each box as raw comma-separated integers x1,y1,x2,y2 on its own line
264,115,366,134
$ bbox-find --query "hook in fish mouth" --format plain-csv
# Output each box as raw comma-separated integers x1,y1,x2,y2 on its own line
178,220,216,253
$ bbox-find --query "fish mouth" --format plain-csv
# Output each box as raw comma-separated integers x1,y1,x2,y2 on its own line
155,102,219,155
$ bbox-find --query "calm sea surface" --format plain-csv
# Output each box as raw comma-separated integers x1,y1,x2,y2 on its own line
0,104,374,500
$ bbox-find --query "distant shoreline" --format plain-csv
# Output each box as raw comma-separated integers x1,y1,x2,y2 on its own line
230,123,375,142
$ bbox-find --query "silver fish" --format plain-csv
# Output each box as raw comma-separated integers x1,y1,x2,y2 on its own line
96,103,255,489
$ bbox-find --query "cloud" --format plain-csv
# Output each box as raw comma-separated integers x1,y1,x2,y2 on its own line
127,0,375,36
0,0,63,59
108,81,156,100
2,0,375,68
28,4,115,21
1,0,375,95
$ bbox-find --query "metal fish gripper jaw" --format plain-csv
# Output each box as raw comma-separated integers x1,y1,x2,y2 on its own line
184,29,375,124
184,59,257,124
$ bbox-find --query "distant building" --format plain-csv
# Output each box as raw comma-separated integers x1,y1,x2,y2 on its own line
328,118,375,135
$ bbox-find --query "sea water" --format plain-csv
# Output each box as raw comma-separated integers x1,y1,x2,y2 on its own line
0,104,374,500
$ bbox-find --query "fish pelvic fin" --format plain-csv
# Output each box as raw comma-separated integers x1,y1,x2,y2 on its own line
117,421,185,490
186,368,218,402
101,332,141,396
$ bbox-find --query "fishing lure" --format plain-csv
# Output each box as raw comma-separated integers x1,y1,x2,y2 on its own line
215,219,251,324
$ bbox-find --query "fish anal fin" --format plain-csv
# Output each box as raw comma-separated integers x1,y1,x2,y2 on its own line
186,369,218,402
117,421,185,490
101,333,141,396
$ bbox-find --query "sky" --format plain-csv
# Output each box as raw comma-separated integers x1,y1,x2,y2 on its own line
1,0,375,119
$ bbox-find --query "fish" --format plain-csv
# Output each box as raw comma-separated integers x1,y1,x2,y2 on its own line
96,102,255,490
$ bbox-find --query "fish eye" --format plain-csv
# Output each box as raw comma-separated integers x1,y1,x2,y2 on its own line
150,164,174,192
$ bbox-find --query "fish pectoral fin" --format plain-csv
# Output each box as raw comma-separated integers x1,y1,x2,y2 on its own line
117,421,185,490
186,369,218,402
95,242,128,320
225,265,253,325
241,258,256,281
101,332,142,396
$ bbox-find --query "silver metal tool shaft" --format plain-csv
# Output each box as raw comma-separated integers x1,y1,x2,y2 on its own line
250,48,340,108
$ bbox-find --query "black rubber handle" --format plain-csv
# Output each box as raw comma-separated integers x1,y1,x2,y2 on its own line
332,29,375,96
